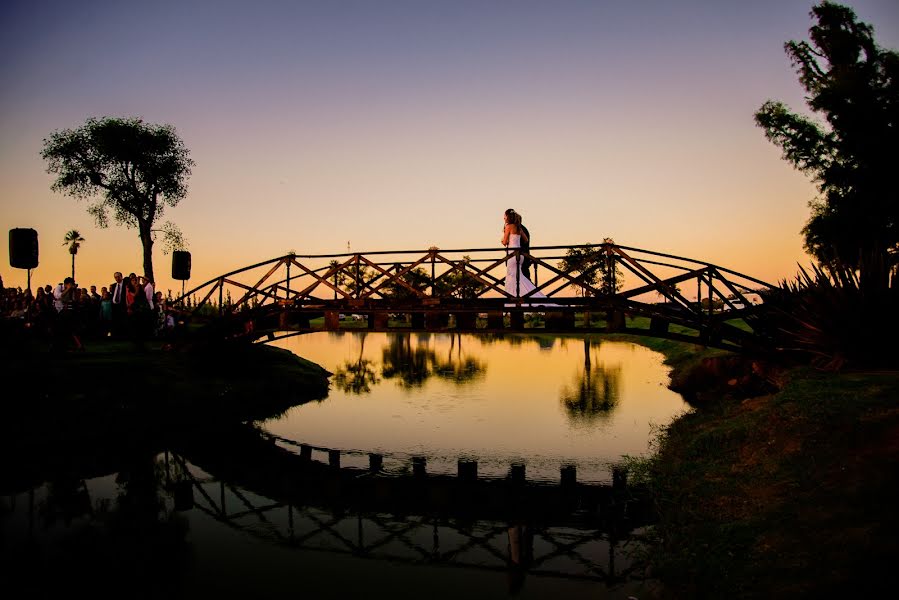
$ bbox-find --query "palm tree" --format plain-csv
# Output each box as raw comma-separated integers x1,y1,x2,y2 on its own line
62,229,85,280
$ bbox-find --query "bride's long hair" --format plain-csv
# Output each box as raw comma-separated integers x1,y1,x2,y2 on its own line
504,208,522,225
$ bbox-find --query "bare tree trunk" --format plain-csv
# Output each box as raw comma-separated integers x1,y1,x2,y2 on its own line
71,252,75,280
139,221,155,283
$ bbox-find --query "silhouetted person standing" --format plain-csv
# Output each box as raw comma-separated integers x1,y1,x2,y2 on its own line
110,271,127,338
519,220,532,280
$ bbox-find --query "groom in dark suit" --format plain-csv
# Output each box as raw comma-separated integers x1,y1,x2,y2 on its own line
519,219,533,280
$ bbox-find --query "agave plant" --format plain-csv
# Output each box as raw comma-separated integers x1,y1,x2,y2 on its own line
760,263,898,370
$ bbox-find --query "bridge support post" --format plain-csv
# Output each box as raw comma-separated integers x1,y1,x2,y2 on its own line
649,317,669,335
328,449,341,469
369,453,383,472
561,464,577,489
486,311,504,329
412,456,427,478
455,312,477,329
325,311,340,330
300,444,312,462
411,312,425,329
612,465,629,492
425,312,449,330
510,311,524,330
368,312,388,330
607,310,626,332
173,481,194,511
546,311,574,330
458,460,478,482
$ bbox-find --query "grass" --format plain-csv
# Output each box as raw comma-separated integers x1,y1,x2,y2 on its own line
14,318,893,596
628,365,899,598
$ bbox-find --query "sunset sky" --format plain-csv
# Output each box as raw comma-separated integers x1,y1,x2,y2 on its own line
2,0,897,295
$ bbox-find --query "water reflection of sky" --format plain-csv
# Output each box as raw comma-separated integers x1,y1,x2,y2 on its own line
267,332,688,483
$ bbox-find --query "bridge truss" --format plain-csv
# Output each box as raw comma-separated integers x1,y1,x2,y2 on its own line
175,242,775,351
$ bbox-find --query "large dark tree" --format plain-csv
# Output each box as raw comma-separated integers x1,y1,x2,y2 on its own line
41,117,194,283
755,2,898,292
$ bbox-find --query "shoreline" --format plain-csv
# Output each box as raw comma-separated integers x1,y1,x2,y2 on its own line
612,333,899,598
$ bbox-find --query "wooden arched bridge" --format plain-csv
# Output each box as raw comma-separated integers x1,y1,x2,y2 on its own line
175,242,776,352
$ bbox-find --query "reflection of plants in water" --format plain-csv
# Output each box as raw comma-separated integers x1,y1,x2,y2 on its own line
334,358,380,394
434,334,487,383
34,452,190,584
560,339,621,422
380,333,486,388
381,334,437,387
114,453,168,527
39,478,94,526
334,332,380,394
479,333,555,350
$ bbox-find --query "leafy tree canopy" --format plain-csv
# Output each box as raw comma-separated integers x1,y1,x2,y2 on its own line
558,241,623,296
754,2,898,290
41,116,194,283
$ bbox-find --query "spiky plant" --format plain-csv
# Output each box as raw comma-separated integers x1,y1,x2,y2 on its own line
760,263,898,370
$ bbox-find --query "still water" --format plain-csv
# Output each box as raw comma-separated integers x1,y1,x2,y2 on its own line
2,333,688,599
267,332,688,484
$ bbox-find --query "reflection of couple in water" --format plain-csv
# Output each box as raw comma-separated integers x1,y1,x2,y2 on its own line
507,522,534,594
501,208,547,303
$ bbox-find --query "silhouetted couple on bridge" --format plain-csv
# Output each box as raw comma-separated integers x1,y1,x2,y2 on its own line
502,208,546,304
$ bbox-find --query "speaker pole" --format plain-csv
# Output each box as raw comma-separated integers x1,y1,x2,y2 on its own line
27,268,31,292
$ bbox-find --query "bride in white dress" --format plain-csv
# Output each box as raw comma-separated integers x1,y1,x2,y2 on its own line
502,209,547,304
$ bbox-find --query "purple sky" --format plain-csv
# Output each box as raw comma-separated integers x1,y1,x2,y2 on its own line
2,0,897,292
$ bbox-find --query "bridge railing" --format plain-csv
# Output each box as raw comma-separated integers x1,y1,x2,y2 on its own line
174,243,771,320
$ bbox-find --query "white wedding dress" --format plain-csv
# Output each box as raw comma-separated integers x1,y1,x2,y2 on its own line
505,234,547,305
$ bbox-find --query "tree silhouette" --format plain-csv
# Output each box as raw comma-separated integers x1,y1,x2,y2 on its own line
41,117,193,283
62,229,85,280
755,2,898,291
558,241,623,296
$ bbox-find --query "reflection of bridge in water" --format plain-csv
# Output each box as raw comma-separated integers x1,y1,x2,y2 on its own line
166,422,655,584
177,242,775,352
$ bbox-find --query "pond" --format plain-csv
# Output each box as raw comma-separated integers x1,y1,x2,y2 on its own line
1,333,688,599
266,332,688,484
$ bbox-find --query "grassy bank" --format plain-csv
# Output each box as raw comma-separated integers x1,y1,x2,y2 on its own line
3,338,331,446
621,348,899,598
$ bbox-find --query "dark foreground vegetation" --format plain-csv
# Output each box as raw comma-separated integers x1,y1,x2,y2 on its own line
627,358,898,598
2,338,331,481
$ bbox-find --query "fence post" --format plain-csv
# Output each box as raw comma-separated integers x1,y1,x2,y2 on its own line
286,256,291,300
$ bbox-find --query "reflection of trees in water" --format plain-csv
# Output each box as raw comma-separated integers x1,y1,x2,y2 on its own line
334,358,380,394
434,334,487,383
381,334,439,387
114,453,171,528
31,452,191,592
380,333,487,388
39,478,94,526
479,333,556,351
560,339,621,423
334,333,381,394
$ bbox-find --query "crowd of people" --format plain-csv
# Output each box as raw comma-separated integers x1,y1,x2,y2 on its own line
0,270,185,351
